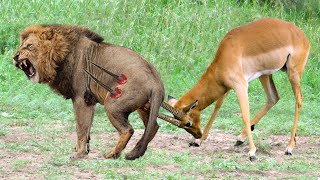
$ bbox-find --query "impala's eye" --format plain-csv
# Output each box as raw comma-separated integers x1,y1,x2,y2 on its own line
186,121,192,127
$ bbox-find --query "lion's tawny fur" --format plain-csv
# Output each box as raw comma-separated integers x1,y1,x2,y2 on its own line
14,25,164,160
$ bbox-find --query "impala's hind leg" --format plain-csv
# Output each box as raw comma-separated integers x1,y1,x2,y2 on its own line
104,109,134,159
236,75,280,146
284,48,309,155
285,75,302,155
125,107,159,160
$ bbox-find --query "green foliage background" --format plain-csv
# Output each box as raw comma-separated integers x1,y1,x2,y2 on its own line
0,0,319,178
1,0,319,133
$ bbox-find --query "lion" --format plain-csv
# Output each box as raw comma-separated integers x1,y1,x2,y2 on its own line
13,25,165,160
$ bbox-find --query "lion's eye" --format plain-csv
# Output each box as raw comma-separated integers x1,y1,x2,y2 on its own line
26,44,33,49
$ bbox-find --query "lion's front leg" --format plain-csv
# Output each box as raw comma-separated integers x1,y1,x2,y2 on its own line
71,97,95,160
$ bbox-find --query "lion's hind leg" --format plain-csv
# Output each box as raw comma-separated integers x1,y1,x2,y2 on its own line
126,90,162,160
125,107,159,160
104,109,134,159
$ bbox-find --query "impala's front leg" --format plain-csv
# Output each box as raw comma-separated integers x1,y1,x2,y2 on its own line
234,83,257,161
71,97,95,160
191,92,229,146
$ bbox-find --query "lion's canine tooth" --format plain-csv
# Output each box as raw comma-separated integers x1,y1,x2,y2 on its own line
19,62,23,69
23,60,27,67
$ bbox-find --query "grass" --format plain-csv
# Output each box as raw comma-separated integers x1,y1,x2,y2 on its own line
0,0,320,179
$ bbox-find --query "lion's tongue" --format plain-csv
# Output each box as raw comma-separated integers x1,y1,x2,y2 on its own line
29,66,34,76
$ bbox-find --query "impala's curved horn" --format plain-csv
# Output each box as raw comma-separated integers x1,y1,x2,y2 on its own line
158,113,181,127
91,62,127,84
161,102,182,120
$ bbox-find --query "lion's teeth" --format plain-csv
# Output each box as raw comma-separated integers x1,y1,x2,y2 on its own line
19,62,23,69
23,60,27,67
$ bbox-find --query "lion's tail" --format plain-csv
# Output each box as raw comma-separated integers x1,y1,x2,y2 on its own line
141,87,164,151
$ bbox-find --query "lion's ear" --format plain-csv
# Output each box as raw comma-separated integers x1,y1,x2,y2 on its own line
20,33,29,42
20,29,33,42
39,29,54,40
20,25,43,42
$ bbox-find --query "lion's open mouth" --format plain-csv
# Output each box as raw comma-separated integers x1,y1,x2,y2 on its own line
16,59,36,78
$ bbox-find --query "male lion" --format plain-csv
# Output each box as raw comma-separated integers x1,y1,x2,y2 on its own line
13,25,165,160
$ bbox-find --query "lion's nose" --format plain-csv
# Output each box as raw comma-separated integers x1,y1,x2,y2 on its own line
13,53,20,62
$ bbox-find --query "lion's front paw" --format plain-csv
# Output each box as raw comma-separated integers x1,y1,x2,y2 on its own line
74,143,90,153
70,152,88,160
103,151,121,159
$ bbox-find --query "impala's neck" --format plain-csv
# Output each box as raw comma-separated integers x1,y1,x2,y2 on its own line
177,62,227,111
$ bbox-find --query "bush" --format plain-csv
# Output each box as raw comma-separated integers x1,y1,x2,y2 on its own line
237,0,320,21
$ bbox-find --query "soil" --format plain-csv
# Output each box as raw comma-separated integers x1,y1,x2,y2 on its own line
0,125,319,179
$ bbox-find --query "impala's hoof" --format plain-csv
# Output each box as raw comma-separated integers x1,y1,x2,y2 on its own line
285,147,293,155
189,141,200,147
249,155,256,161
285,150,293,155
285,151,292,155
234,140,244,146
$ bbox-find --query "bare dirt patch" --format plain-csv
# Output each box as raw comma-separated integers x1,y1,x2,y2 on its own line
1,125,319,179
1,126,31,144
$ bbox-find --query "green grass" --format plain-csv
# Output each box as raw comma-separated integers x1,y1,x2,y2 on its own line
0,0,320,179
12,160,30,172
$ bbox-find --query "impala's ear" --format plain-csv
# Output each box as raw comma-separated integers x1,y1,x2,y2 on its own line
168,95,178,107
183,100,198,113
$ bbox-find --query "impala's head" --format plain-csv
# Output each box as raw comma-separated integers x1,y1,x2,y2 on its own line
167,96,202,139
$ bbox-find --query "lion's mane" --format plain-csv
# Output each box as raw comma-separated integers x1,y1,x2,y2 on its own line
20,25,104,99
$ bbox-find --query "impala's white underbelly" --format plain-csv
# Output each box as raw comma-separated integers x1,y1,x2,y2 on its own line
246,68,281,82
243,46,293,82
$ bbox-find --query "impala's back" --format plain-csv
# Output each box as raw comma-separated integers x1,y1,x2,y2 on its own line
166,18,310,161
214,18,309,84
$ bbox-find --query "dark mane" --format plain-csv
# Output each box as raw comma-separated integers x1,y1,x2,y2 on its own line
40,24,104,43
81,28,104,43
19,24,107,99
50,64,75,99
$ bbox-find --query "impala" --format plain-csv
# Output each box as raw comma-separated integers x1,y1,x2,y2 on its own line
161,18,310,161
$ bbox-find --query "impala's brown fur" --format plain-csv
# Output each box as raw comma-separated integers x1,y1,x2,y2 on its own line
168,18,310,160
13,25,164,160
